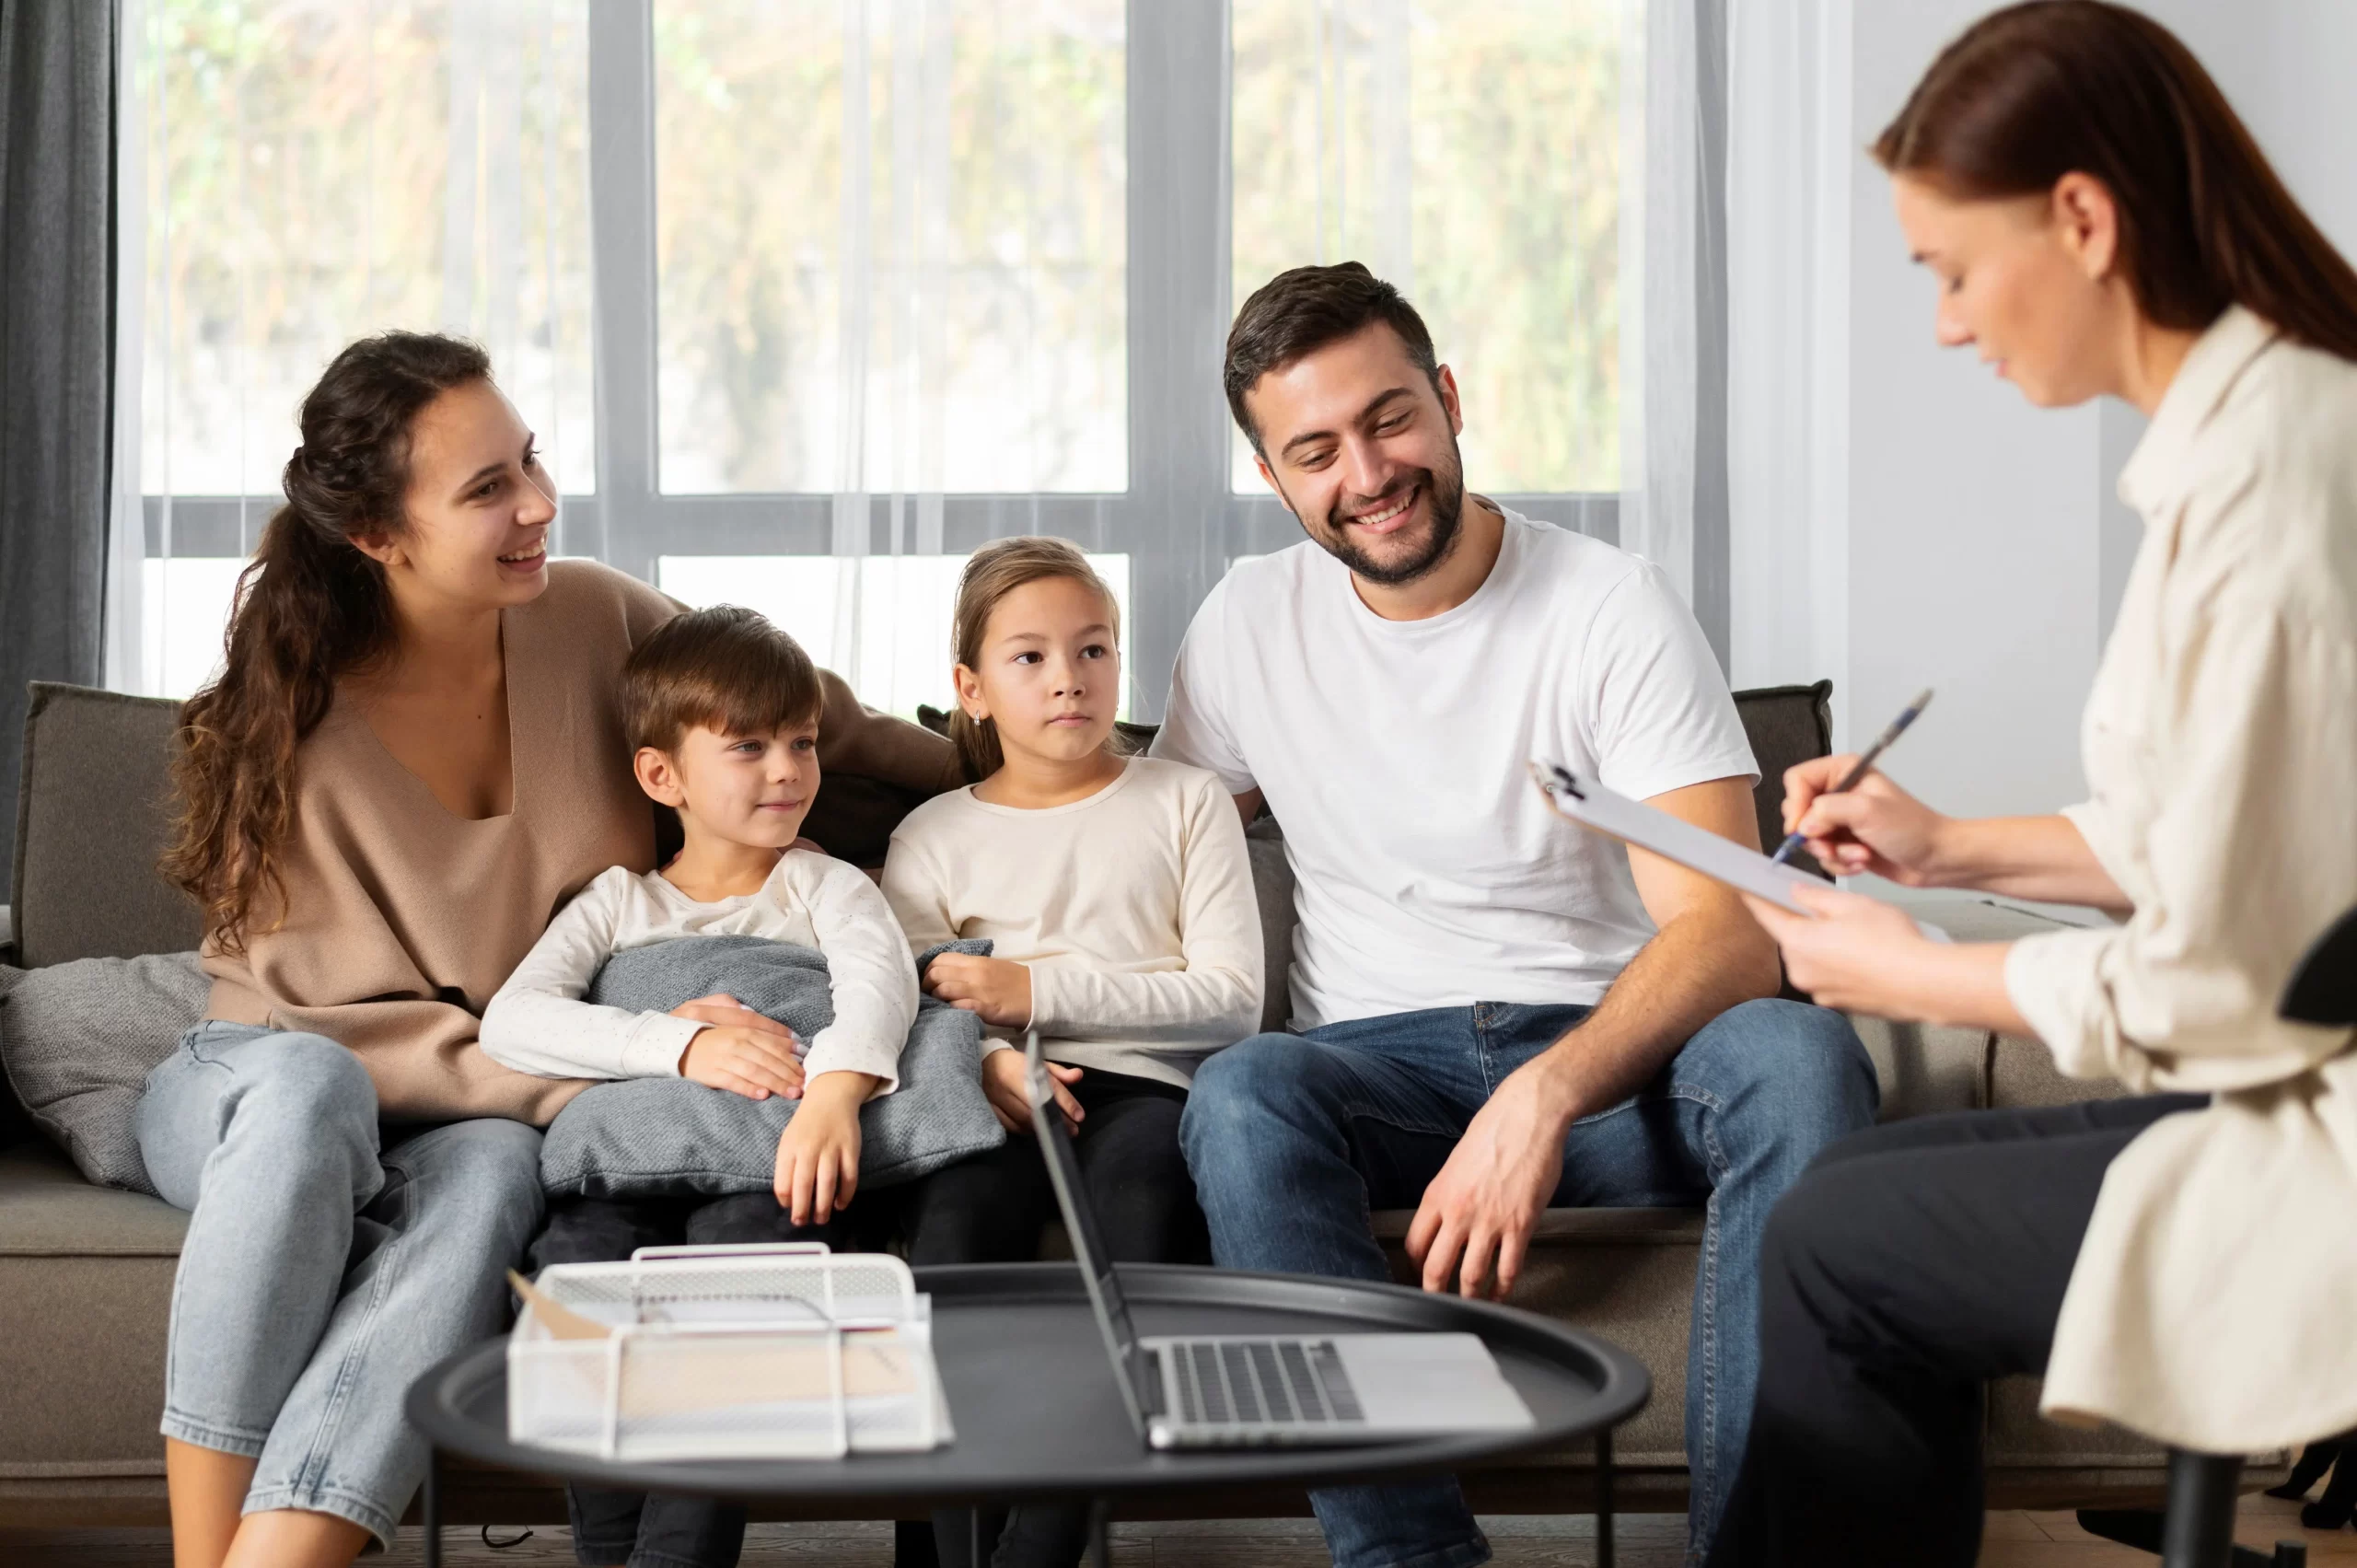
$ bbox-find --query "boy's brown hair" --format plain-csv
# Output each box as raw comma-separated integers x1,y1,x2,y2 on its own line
621,605,821,755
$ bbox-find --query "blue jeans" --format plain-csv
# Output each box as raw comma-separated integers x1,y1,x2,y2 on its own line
1178,998,1876,1568
134,1023,546,1547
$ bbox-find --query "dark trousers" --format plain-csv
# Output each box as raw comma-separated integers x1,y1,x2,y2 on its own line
897,1067,1204,1568
529,1191,867,1568
1706,1092,2208,1568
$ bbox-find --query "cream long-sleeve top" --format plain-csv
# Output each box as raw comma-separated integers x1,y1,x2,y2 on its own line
2003,306,2357,1451
878,756,1264,1088
480,851,918,1095
199,558,961,1124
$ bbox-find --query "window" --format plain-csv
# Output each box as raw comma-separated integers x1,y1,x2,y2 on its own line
128,2,1623,709
1230,0,1623,495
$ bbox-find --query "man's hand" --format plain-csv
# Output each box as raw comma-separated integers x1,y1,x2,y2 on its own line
981,1048,1083,1135
1404,1058,1573,1301
773,1071,874,1225
923,953,1033,1028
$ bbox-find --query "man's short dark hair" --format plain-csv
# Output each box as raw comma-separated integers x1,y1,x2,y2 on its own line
1224,261,1442,455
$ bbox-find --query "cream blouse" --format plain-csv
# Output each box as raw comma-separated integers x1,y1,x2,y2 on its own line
2004,306,2357,1450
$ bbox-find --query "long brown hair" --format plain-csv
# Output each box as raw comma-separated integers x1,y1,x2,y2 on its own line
1875,0,2357,361
162,331,493,952
949,536,1122,782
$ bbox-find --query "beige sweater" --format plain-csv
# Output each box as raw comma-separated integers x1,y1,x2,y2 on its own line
2003,308,2357,1449
202,560,960,1125
879,757,1263,1087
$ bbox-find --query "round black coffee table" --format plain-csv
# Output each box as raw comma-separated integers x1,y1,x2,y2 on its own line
407,1262,1650,1568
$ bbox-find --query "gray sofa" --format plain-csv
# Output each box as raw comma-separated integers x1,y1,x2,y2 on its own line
0,679,2211,1531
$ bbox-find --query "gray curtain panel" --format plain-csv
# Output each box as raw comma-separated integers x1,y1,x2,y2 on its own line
0,0,118,876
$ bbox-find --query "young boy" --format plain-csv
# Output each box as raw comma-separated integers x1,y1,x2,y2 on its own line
482,604,917,1568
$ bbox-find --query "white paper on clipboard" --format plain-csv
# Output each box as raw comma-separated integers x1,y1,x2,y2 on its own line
1529,762,1823,914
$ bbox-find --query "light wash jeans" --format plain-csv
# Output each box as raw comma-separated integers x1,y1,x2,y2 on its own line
134,1022,545,1547
1178,998,1877,1568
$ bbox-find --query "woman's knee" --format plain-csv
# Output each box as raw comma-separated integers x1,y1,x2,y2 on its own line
238,1032,379,1130
401,1119,546,1251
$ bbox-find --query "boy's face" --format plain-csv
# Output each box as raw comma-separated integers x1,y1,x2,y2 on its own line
633,719,822,851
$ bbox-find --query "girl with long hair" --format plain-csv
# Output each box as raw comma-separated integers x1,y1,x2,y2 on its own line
142,331,956,1568
879,536,1264,1568
1709,4,2357,1562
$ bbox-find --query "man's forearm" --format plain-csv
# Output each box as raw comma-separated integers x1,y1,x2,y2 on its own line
1531,903,1781,1121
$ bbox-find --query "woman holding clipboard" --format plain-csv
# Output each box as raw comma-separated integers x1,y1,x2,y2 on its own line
1708,4,2357,1563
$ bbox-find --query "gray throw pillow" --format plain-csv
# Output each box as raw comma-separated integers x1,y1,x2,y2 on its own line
539,935,1005,1198
0,952,210,1194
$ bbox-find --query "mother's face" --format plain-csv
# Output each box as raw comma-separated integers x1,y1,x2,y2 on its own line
357,378,558,613
1890,170,2130,408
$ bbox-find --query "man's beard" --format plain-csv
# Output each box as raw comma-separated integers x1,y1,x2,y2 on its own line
1311,440,1468,587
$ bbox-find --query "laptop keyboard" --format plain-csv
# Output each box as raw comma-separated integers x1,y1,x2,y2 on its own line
1169,1339,1365,1426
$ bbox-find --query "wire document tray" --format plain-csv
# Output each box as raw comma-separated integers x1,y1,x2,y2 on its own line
507,1243,949,1462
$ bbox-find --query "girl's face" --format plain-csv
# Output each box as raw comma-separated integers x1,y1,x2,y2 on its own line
1889,171,2129,409
355,377,558,614
955,575,1120,770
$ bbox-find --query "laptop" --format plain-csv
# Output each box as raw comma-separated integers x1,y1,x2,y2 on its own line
1023,1030,1536,1449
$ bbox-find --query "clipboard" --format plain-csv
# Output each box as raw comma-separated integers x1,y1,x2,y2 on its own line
1529,761,1823,915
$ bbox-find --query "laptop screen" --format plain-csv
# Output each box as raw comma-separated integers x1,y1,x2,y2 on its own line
1025,1030,1156,1437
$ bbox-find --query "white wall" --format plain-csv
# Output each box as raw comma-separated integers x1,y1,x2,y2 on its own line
1776,0,2357,819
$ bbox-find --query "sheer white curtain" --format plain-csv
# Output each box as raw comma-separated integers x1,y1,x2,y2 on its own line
108,0,592,700
1726,0,1853,712
1230,0,1665,539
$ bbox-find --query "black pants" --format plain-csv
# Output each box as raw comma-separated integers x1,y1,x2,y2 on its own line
897,1067,1205,1568
1706,1093,2208,1568
529,1191,869,1568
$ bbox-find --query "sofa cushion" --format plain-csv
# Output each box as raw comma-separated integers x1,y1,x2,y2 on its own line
0,1143,184,1475
1729,681,1834,878
0,953,207,1195
11,684,203,971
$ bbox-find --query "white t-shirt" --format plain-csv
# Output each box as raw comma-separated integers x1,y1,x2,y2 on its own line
480,851,918,1094
1151,503,1756,1028
879,756,1263,1087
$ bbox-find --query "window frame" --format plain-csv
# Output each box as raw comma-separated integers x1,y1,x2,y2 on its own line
140,0,1619,719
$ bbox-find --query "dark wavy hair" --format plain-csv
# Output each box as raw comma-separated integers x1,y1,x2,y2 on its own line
1875,0,2357,360
161,331,492,952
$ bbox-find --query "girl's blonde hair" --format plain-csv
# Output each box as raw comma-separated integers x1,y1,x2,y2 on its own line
950,536,1122,782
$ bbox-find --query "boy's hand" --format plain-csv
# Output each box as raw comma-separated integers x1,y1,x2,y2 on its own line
774,1072,875,1225
923,954,1033,1028
981,1048,1083,1136
679,1025,806,1100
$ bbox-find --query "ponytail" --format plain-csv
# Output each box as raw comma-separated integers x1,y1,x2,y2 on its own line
162,331,492,951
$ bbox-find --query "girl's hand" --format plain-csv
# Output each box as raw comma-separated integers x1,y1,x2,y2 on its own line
772,1072,872,1224
924,953,1034,1028
981,1048,1083,1136
1781,757,1954,885
1742,884,1938,1016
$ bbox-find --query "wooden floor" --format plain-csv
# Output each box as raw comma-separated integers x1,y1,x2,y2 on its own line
6,1493,2351,1568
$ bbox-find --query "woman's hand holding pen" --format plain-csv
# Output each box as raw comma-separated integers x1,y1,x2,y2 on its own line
1781,756,1956,885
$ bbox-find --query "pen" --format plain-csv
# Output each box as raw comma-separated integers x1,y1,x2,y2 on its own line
1769,688,1934,865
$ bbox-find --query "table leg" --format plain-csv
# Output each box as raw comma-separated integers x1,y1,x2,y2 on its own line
1088,1497,1111,1568
1597,1428,1615,1568
422,1447,441,1568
